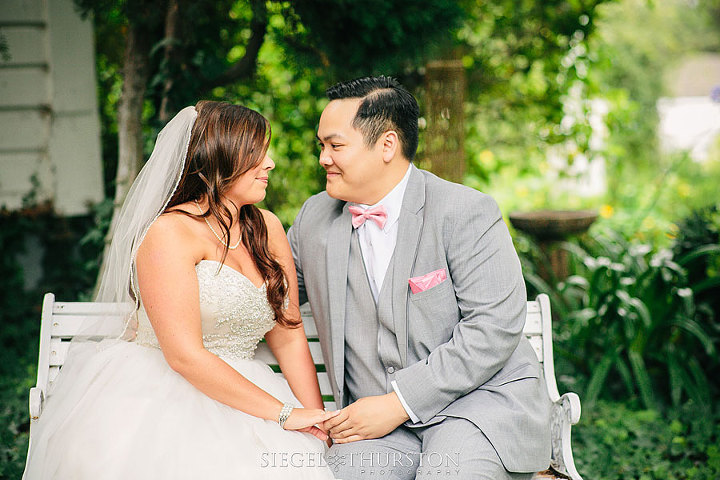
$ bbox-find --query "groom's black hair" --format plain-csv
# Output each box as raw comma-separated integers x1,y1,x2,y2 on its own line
326,76,419,161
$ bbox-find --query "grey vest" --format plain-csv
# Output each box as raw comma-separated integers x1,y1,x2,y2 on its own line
344,232,403,403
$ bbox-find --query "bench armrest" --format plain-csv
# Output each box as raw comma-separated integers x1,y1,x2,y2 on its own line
29,387,44,420
561,392,581,424
549,392,583,480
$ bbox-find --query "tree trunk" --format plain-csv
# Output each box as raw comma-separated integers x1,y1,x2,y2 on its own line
95,23,152,292
423,60,466,183
116,25,151,203
158,0,180,123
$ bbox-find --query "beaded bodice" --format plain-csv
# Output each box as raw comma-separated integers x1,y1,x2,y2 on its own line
135,260,276,360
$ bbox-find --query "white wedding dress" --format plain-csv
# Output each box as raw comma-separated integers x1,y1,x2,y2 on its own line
23,260,334,479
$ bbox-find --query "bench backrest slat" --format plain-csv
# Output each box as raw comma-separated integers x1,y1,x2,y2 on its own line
36,294,554,410
53,302,134,315
524,310,542,335
49,316,125,337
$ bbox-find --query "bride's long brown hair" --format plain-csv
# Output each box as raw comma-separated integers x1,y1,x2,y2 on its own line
166,101,296,327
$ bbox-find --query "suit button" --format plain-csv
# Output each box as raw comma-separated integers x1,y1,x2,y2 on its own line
387,366,395,374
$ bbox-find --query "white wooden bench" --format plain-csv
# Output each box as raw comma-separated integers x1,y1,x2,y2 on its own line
28,292,582,480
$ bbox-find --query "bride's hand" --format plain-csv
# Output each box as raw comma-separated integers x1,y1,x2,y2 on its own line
282,408,340,442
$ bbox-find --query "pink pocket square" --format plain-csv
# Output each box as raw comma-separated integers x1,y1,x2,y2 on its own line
409,269,448,294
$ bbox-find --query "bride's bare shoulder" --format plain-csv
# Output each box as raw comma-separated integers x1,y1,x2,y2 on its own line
140,207,202,254
258,208,286,238
257,208,291,257
149,212,190,234
163,201,199,221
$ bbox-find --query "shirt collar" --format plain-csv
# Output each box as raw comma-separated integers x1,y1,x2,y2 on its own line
356,164,412,232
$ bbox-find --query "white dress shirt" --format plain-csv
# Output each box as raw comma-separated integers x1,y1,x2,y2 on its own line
352,164,420,423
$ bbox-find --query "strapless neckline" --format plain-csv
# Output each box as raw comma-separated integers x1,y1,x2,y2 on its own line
196,259,266,290
135,258,276,360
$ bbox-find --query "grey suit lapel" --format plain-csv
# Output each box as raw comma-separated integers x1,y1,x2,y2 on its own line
326,203,352,393
391,166,426,367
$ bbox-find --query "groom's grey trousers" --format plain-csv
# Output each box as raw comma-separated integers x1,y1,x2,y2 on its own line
326,419,533,480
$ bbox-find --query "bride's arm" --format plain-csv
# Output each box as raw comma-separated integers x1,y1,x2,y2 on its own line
262,210,325,412
135,215,331,432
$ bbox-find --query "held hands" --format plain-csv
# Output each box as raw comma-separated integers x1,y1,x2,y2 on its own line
323,392,410,444
282,408,341,442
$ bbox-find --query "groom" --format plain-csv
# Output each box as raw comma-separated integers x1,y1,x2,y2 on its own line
287,76,551,479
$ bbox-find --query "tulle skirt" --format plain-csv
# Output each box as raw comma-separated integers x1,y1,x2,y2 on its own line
23,339,334,479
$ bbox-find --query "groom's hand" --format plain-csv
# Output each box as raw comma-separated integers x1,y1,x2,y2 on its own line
324,392,410,443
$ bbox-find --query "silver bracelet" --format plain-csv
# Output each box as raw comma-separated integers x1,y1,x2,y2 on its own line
278,403,294,429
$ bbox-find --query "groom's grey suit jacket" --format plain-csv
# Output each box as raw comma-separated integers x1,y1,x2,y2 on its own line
287,166,551,472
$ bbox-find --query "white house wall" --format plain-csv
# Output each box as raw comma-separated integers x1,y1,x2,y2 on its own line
0,0,103,215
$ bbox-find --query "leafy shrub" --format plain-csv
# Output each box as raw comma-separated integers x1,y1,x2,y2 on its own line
547,226,719,412
574,401,720,480
0,363,34,479
0,202,108,478
672,203,720,323
558,232,720,408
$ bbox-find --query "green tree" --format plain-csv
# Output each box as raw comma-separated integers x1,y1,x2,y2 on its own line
455,1,616,192
79,0,474,229
587,0,718,200
288,0,463,78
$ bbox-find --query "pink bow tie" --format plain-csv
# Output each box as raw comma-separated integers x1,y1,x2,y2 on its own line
349,205,388,229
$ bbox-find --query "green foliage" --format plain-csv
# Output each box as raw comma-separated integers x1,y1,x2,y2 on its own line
700,0,720,32
0,208,106,325
543,225,720,412
82,0,476,220
289,0,464,78
574,401,720,480
472,0,720,240
672,204,720,384
0,207,42,477
460,0,612,194
75,0,165,32
595,151,720,247
586,0,720,226
578,0,720,245
0,202,108,477
0,362,33,479
96,53,123,197
0,29,10,62
146,0,257,113
459,0,606,117
672,204,720,285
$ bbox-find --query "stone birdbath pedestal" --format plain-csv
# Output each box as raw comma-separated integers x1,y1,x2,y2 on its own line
509,209,598,282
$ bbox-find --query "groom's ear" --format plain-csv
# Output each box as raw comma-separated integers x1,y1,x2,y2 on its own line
381,130,399,164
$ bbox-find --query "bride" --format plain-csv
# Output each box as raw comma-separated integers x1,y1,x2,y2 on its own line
23,101,339,479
